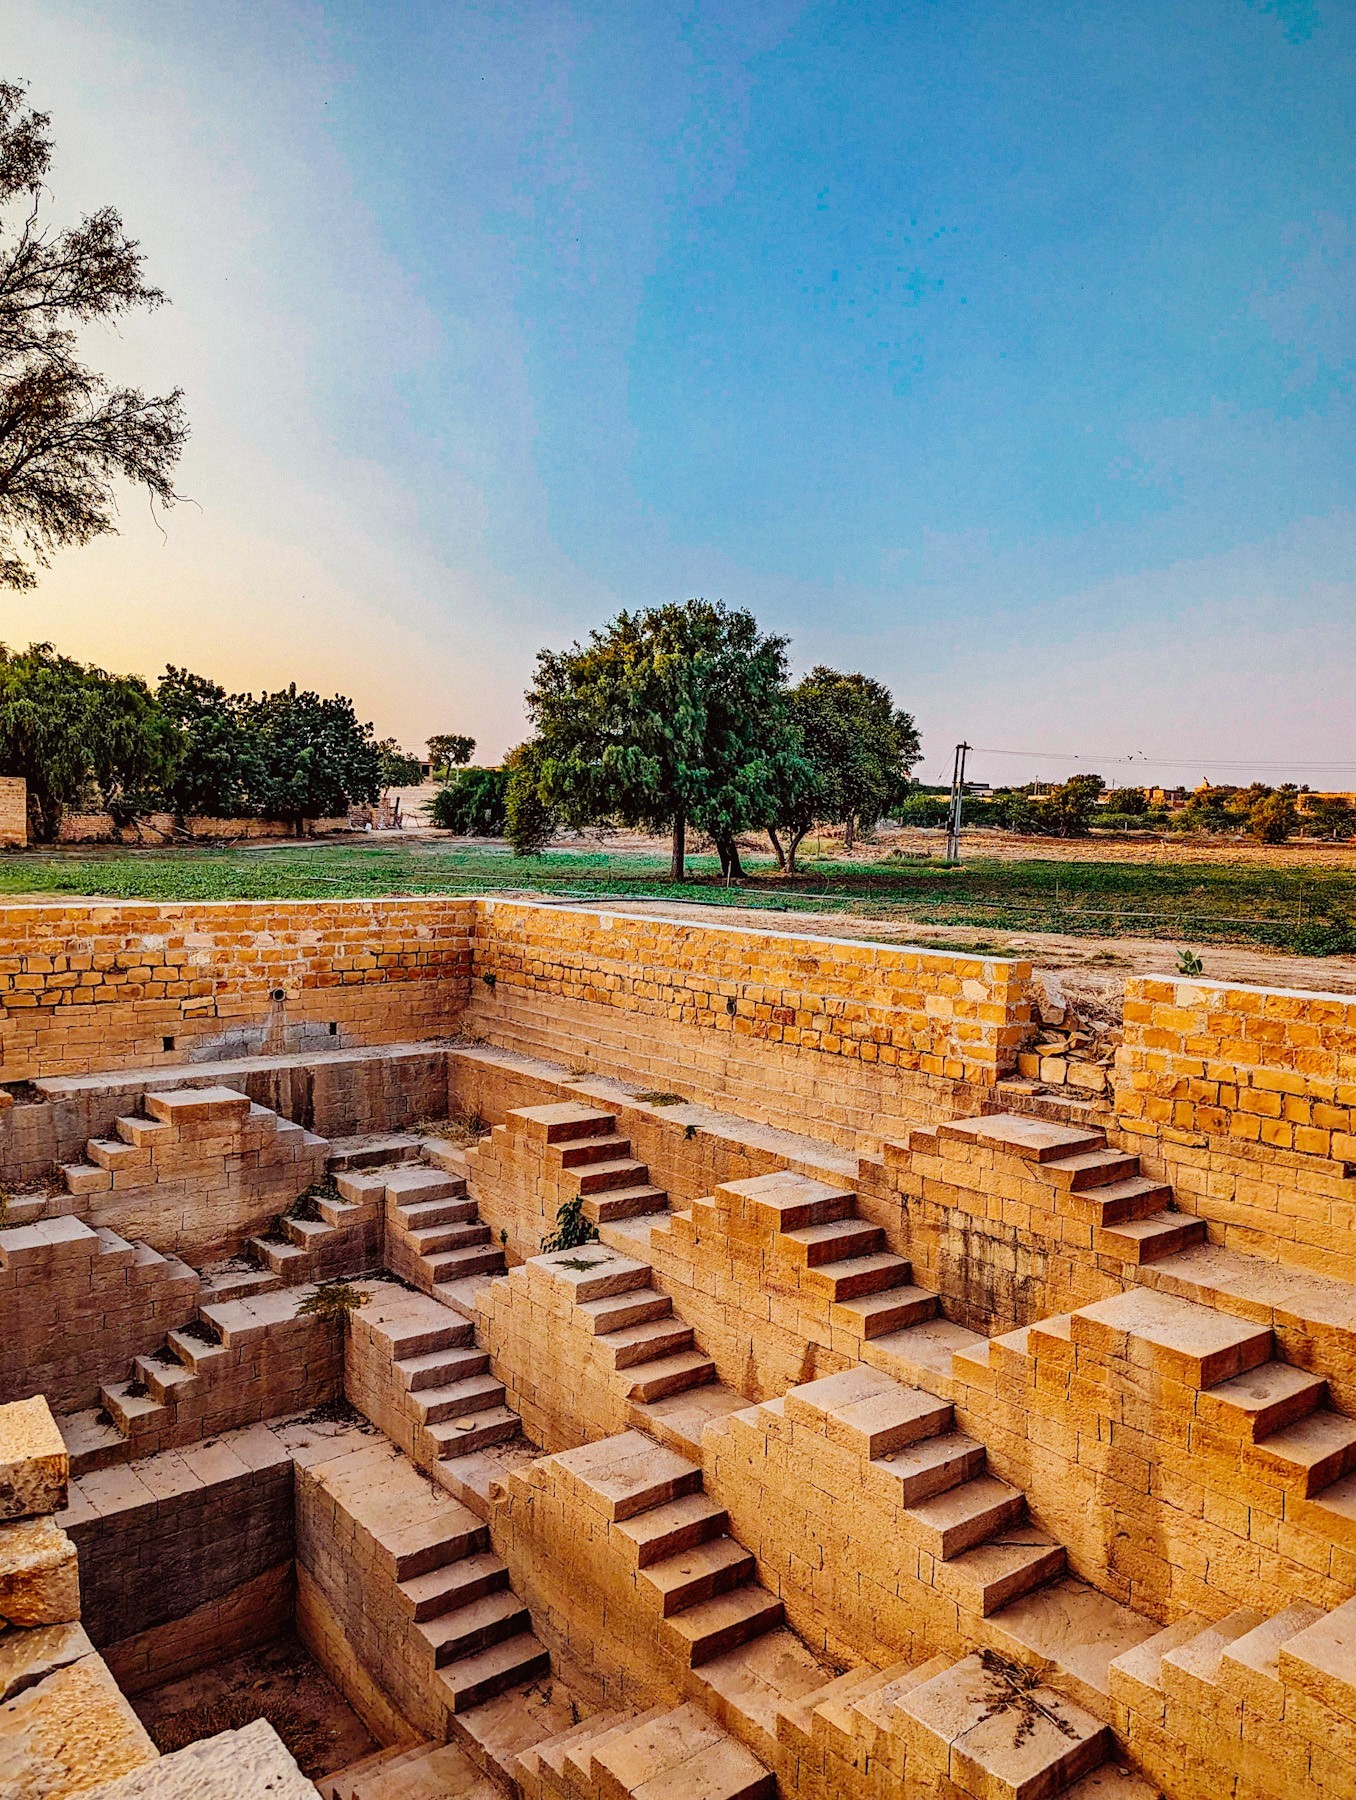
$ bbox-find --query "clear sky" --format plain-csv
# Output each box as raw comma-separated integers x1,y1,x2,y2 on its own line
2,0,1353,787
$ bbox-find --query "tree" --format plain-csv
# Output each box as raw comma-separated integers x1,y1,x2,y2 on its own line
429,766,509,834
504,741,555,856
1038,773,1105,838
427,734,475,779
1249,791,1297,844
156,666,257,818
0,82,187,591
769,668,922,870
0,641,179,838
375,738,423,790
238,686,381,832
527,600,803,881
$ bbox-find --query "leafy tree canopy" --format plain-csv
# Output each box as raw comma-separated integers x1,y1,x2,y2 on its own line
769,667,921,870
0,641,179,838
376,738,423,790
429,765,509,835
236,686,381,830
156,666,257,819
0,81,187,590
527,599,803,879
427,733,475,778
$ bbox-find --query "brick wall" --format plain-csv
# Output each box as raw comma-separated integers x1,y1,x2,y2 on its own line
60,1425,295,1692
0,898,475,1082
0,776,25,848
465,900,1035,1148
1115,975,1356,1278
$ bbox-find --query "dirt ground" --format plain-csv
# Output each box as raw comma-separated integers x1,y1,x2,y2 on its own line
131,1631,377,1779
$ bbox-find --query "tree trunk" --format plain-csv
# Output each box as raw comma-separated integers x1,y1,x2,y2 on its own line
716,835,745,880
844,813,856,852
786,826,809,875
670,809,686,882
767,827,785,870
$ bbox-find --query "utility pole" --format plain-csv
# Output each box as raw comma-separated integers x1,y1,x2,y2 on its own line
945,741,971,867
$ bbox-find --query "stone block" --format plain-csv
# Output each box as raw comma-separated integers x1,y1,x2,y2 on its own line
0,1515,80,1626
0,1396,68,1520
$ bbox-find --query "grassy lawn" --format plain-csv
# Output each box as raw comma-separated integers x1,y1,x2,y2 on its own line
0,840,1353,956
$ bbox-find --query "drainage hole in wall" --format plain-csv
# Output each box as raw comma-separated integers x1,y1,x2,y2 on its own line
162,1036,176,1052
328,1022,338,1036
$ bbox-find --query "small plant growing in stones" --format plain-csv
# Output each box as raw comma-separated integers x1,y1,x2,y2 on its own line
541,1194,598,1253
634,1091,687,1106
297,1279,371,1325
1176,948,1205,976
976,1650,1078,1748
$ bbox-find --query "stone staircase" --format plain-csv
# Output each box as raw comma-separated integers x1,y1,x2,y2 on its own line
347,1284,525,1469
924,1113,1206,1265
321,1739,501,1799
516,1699,774,1800
480,1243,746,1459
58,1283,342,1475
344,1150,507,1320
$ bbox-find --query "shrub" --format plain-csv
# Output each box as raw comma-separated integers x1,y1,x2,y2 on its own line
430,766,510,834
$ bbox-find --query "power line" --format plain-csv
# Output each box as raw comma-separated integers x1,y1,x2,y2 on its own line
920,746,1356,775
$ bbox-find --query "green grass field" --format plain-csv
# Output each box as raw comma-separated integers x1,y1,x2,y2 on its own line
0,840,1353,956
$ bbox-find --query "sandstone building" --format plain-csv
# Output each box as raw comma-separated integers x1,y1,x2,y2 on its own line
2,894,1356,1798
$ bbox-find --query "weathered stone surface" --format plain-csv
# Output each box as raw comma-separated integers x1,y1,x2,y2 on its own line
83,1717,316,1798
0,1396,68,1521
0,1652,156,1799
0,1516,80,1626
0,1621,93,1702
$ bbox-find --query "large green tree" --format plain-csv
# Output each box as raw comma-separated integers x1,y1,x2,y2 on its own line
156,666,257,818
0,642,179,838
0,82,187,590
237,686,382,832
769,668,922,870
526,600,803,880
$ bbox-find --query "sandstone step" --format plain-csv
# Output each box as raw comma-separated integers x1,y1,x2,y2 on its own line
327,1131,426,1169
574,1158,652,1195
719,1171,856,1230
426,1244,507,1282
1095,1213,1207,1263
249,1235,309,1277
585,1184,670,1223
385,1166,467,1206
1159,1607,1267,1713
834,1284,939,1338
590,1703,774,1800
780,1218,884,1265
784,1366,954,1456
317,1743,425,1800
397,1346,491,1391
692,1626,838,1759
145,1085,252,1126
807,1251,915,1302
1198,1362,1327,1441
58,1408,126,1476
62,1161,112,1196
614,1493,730,1567
284,1215,335,1251
420,1140,472,1179
382,1510,488,1582
348,1742,499,1800
516,1708,626,1798
869,1431,987,1506
166,1325,228,1373
517,1103,620,1145
92,1226,136,1266
598,1318,696,1369
316,1195,369,1229
631,1383,749,1462
626,1350,717,1404
937,1114,1107,1163
535,1246,653,1302
1041,1150,1141,1192
639,1536,757,1616
435,1274,503,1320
99,1381,167,1437
85,1136,149,1173
1217,1600,1325,1708
1067,1177,1173,1224
559,1708,672,1795
133,1352,198,1403
554,1432,703,1520
1248,1410,1356,1496
938,1526,1068,1617
985,1574,1161,1716
377,1308,474,1360
903,1472,1026,1557
398,1551,511,1623
398,1196,479,1230
429,1406,522,1457
412,1374,508,1425
114,1113,171,1149
663,1585,784,1666
419,1588,532,1664
558,1134,633,1167
1069,1289,1274,1388
410,1222,492,1256
580,1288,674,1334
894,1651,1109,1800
439,1632,552,1712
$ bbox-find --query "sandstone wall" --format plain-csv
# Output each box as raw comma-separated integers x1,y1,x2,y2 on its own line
0,897,475,1083
60,1425,295,1693
463,900,1034,1148
1116,975,1356,1279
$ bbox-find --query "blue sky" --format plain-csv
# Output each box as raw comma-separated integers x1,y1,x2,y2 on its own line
2,0,1353,784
